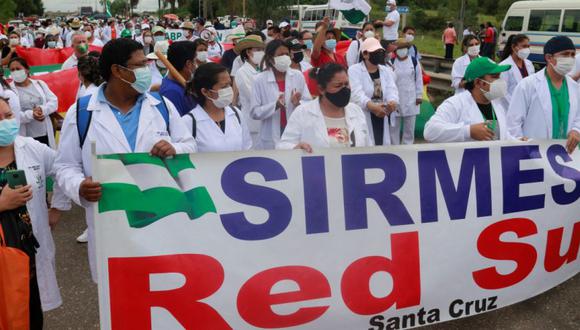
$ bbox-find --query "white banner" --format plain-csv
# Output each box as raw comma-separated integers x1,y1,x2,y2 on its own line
165,29,183,41
94,141,580,329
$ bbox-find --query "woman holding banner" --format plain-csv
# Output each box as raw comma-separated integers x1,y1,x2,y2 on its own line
8,58,58,149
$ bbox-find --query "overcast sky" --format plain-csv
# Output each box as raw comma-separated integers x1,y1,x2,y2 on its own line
44,0,159,13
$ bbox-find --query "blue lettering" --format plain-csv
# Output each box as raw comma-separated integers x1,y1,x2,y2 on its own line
220,157,292,240
302,156,330,234
502,146,545,213
547,144,580,205
418,148,491,223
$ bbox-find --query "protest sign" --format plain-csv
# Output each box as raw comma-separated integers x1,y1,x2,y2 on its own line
165,29,184,41
94,141,580,329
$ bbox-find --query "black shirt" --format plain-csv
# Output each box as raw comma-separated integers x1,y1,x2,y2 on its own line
476,102,494,120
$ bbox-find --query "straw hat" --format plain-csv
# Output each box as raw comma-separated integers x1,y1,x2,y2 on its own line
234,35,265,53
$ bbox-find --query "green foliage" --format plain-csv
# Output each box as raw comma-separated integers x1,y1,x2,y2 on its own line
111,0,129,16
14,0,44,16
0,0,16,21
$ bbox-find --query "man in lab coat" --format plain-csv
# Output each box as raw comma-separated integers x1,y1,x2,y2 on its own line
507,36,580,154
54,38,197,282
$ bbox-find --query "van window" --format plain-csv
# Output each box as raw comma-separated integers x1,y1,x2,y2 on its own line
504,16,524,31
562,10,580,33
528,10,561,32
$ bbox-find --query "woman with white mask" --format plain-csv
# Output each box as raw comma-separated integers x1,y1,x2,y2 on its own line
498,34,535,110
425,57,514,143
8,58,58,149
251,39,312,149
183,63,252,152
192,38,209,67
346,22,377,67
451,35,481,94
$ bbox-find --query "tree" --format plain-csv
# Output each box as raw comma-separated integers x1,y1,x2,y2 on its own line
111,0,129,16
0,0,16,22
248,0,293,26
32,0,44,16
15,0,43,16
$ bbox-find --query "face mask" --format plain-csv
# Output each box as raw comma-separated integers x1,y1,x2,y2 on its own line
516,48,530,60
250,50,264,65
325,39,337,51
209,86,234,108
84,31,92,38
183,30,191,37
405,34,415,42
467,45,480,57
196,51,208,63
9,38,19,46
47,41,57,48
11,70,27,83
135,29,141,36
0,119,20,146
369,51,385,65
363,31,375,39
144,36,153,44
120,66,152,94
292,51,304,64
304,40,313,50
396,48,409,58
480,79,507,101
273,55,291,72
551,56,575,76
325,87,351,108
77,43,89,54
154,35,165,43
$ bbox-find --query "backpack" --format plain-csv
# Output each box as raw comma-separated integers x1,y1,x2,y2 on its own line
391,56,418,81
76,92,170,147
187,106,241,139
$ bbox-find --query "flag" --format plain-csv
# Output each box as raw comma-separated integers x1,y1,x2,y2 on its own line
33,68,80,113
97,154,217,228
106,0,112,17
329,0,372,24
15,46,103,66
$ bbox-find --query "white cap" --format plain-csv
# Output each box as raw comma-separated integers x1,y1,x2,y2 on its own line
387,0,397,5
279,21,289,29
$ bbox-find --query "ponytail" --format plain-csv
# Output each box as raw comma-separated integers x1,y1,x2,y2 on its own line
501,34,529,62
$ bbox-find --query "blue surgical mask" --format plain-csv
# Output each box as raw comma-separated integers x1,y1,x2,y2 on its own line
304,40,313,50
325,39,337,51
154,35,165,43
0,118,20,146
120,66,152,94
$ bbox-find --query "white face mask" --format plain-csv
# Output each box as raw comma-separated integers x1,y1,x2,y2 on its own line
516,48,530,60
480,79,507,101
273,55,291,72
209,86,234,108
363,30,375,39
84,31,92,39
9,38,19,46
468,45,480,57
250,50,265,65
405,34,415,42
551,56,575,76
11,69,27,83
196,51,208,63
144,36,153,44
396,48,409,58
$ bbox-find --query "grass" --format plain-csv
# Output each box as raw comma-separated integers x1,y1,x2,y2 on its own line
414,32,465,59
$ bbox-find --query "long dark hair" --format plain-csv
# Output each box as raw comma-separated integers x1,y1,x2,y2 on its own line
500,34,529,62
461,35,480,53
309,62,347,89
262,39,289,70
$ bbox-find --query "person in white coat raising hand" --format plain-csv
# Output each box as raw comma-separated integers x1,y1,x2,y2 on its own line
54,38,197,283
507,36,580,154
250,39,311,149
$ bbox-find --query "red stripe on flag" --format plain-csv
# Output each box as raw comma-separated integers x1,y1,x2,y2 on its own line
33,68,80,113
15,45,103,66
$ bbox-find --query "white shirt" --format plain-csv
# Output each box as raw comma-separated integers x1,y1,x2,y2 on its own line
277,99,372,149
346,38,363,67
299,61,312,72
182,105,252,152
393,56,423,117
451,54,478,94
62,54,78,70
91,38,104,46
207,41,225,58
383,10,400,40
235,62,261,135
230,56,244,77
569,54,580,80
498,55,535,110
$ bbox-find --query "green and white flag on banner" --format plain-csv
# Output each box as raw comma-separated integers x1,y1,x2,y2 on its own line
329,0,371,24
106,0,112,17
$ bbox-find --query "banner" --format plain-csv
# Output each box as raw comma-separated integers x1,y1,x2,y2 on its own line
33,68,79,113
165,29,184,41
15,45,103,66
94,141,580,329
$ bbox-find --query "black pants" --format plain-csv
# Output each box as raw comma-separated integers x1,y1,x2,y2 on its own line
445,44,454,59
33,135,49,146
370,113,384,145
30,274,43,330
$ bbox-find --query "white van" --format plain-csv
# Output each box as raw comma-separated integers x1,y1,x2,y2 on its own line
500,0,580,64
287,4,365,39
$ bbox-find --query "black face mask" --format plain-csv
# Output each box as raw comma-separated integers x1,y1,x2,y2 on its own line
292,51,304,63
369,51,386,65
325,87,351,108
282,30,291,38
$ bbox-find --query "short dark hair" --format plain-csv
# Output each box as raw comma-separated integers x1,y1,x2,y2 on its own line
298,30,312,40
309,63,346,89
78,53,104,86
8,57,29,70
263,39,289,70
246,30,266,42
402,26,416,33
191,62,228,106
99,38,144,81
268,26,281,34
168,40,196,71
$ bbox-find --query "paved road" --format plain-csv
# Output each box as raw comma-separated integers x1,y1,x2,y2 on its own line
44,206,579,329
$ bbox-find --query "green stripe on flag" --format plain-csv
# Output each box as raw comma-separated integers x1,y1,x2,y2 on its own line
99,153,198,178
340,9,368,24
4,64,63,77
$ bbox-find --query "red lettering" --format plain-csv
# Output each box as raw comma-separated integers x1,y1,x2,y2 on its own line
237,266,330,328
473,218,538,289
340,232,421,315
108,254,231,329
544,221,580,272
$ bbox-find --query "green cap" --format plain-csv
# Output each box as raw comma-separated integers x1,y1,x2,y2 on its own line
121,29,132,38
464,57,511,82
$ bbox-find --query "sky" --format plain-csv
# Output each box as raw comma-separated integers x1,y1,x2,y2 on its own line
43,0,160,13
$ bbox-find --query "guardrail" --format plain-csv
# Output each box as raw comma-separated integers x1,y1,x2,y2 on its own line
420,54,454,93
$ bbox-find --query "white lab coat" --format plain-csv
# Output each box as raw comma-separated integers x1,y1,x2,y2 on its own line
424,90,512,142
182,105,252,152
507,68,580,139
250,68,312,149
277,99,372,149
498,55,535,111
230,56,244,77
62,54,78,70
346,38,363,67
90,38,104,47
77,83,99,100
349,62,399,145
10,79,58,149
393,56,423,116
13,136,71,311
54,86,197,282
0,85,24,135
207,41,225,58
235,62,262,147
451,54,478,94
